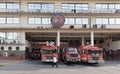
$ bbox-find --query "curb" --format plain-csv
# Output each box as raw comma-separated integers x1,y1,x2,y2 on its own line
0,60,27,66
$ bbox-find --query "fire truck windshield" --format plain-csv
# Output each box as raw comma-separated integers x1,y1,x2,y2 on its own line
88,50,102,55
42,49,57,54
66,48,78,52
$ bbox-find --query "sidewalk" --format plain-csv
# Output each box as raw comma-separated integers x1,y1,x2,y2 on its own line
0,60,27,66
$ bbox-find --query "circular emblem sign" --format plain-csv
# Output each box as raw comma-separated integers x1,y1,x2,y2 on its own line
51,13,65,28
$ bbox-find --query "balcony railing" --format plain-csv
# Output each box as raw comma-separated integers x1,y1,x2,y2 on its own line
0,39,24,45
0,8,117,14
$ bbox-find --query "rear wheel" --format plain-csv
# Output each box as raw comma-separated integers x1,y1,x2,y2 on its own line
63,57,68,64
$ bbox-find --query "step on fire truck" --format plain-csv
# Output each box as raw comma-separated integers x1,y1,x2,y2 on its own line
41,41,59,63
79,45,104,64
60,47,81,64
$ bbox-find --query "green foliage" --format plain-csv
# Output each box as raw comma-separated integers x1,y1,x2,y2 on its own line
9,52,18,57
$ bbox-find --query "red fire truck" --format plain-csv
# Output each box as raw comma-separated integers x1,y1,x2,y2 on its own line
60,47,81,64
30,49,41,59
79,45,104,64
41,46,59,62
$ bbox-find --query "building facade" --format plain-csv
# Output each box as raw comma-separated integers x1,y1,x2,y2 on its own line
0,0,120,59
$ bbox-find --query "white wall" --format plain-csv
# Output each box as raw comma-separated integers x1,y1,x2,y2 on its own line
108,41,120,50
0,45,25,51
25,40,31,48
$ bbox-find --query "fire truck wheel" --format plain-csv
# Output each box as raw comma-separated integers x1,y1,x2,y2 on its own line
63,58,68,64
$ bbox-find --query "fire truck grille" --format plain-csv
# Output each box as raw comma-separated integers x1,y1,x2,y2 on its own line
70,54,78,57
46,56,53,59
92,57,99,60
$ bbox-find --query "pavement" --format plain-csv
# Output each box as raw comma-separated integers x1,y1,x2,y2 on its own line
0,60,27,66
0,60,120,74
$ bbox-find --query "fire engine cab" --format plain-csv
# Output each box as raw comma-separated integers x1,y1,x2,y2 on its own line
79,45,104,64
41,41,59,62
60,47,81,64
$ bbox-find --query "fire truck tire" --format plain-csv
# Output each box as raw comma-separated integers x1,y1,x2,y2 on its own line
63,57,68,64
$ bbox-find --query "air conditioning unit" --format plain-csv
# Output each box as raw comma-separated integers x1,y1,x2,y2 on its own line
41,26,45,29
70,25,74,29
82,24,87,28
37,26,40,29
93,24,97,28
101,25,106,29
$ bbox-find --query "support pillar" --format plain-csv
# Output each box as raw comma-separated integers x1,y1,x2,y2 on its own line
56,31,60,47
81,37,85,46
90,31,94,46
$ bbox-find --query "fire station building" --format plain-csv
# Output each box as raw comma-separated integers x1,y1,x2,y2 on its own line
0,0,120,60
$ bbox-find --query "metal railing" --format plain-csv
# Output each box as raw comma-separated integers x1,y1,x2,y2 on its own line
0,8,117,14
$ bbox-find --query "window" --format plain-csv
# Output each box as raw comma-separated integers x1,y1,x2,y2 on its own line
82,18,88,24
13,18,19,23
96,4,101,9
35,18,41,24
62,3,88,10
96,18,102,24
1,46,4,51
28,17,50,24
0,32,5,39
96,18,120,24
7,18,19,24
35,4,41,9
65,18,69,24
7,18,12,23
65,18,75,25
96,18,108,24
82,4,88,10
28,3,54,10
69,18,74,25
109,4,115,9
8,46,12,51
115,4,120,9
76,18,82,24
116,18,120,24
48,4,54,9
28,18,34,24
96,3,120,10
76,4,81,10
0,3,6,9
28,4,35,9
42,4,54,10
109,18,115,24
68,4,74,10
62,4,68,10
103,18,108,24
65,18,89,25
16,47,20,51
0,18,5,23
102,4,108,9
42,4,48,10
42,18,50,24
7,3,20,9
6,32,19,39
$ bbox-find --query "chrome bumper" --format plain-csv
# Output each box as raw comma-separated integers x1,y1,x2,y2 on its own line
42,59,58,62
88,59,105,63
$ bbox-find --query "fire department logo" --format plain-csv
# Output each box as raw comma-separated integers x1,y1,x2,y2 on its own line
51,13,65,28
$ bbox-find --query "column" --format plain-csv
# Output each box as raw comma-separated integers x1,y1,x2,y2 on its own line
55,2,61,11
90,31,94,46
18,31,26,59
81,37,85,46
19,31,26,44
56,31,60,46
